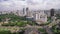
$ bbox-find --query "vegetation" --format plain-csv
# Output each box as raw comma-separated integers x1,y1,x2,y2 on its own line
0,28,11,34
0,27,25,34
0,31,24,34
1,21,27,27
0,13,36,26
55,14,60,19
0,31,11,34
38,28,45,32
52,25,60,34
1,13,60,34
16,21,27,27
0,14,26,22
38,28,47,34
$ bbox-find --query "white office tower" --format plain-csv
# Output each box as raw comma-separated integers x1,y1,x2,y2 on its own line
33,11,47,24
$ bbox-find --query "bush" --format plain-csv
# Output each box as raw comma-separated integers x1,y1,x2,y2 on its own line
2,23,9,26
0,30,11,34
52,25,60,34
38,28,46,32
2,22,16,26
16,21,27,27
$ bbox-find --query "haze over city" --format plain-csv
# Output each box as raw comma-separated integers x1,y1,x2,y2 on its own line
0,0,60,11
0,0,60,34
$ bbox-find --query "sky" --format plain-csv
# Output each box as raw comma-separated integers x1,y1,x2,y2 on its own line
0,0,60,11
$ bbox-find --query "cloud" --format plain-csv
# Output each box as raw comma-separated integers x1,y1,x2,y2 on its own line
26,0,60,10
0,0,26,11
0,0,60,11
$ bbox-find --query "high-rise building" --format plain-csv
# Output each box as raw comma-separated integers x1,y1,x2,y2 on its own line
22,7,28,16
26,7,28,12
50,9,56,23
50,9,54,16
23,8,25,14
26,7,29,17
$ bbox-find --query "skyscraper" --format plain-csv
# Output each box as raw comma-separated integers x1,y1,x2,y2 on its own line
50,9,54,16
26,7,29,17
23,8,25,14
26,7,28,12
50,9,55,23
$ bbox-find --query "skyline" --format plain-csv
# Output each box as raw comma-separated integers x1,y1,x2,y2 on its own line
0,0,60,11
